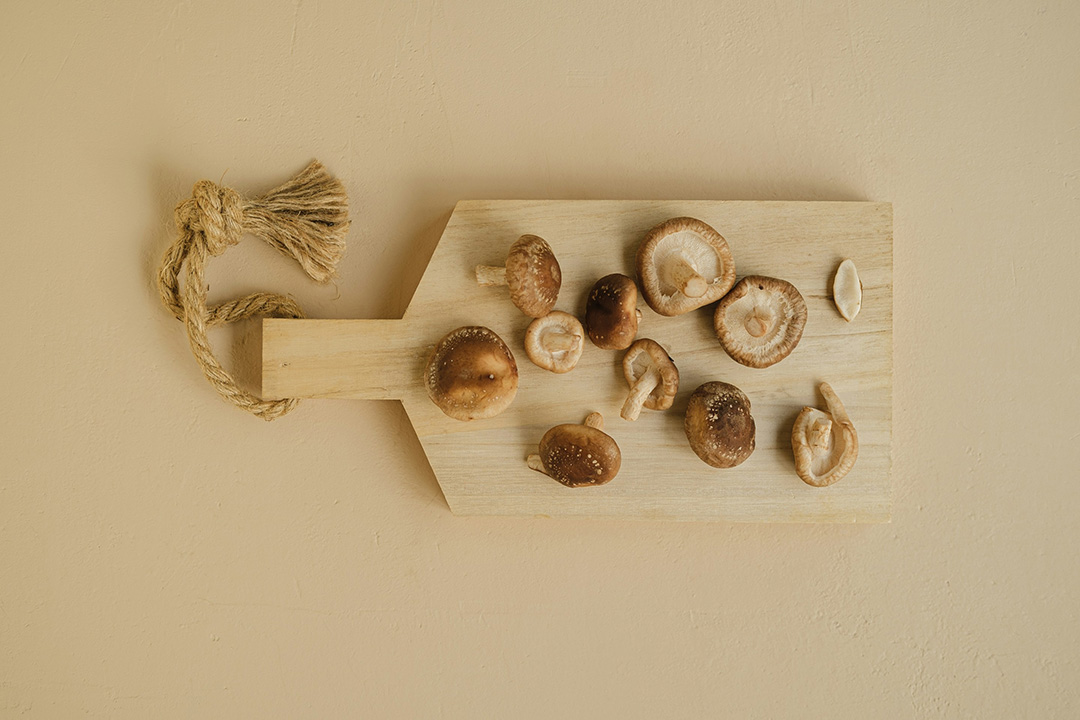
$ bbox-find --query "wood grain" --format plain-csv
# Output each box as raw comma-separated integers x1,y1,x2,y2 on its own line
263,200,893,522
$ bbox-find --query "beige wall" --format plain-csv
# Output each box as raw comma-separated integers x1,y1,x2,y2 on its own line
2,0,1078,716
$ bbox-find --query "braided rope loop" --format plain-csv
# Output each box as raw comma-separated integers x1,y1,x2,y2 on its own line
157,161,350,420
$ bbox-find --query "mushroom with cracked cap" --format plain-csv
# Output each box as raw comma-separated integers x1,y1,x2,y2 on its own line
585,273,640,350
527,412,621,487
620,339,679,421
684,381,756,468
475,234,561,318
713,275,807,368
424,326,518,421
524,311,584,373
637,217,736,316
791,382,859,487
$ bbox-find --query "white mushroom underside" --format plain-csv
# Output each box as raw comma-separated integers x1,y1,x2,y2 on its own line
800,408,852,478
719,287,797,365
652,232,723,298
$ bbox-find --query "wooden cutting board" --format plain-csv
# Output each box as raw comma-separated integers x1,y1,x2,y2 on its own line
263,200,893,522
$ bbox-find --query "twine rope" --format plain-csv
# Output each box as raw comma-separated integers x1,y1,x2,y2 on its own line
157,161,350,420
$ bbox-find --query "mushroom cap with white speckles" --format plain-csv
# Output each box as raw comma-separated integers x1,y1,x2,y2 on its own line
506,234,561,318
538,423,621,487
425,326,519,421
684,381,756,468
585,273,639,350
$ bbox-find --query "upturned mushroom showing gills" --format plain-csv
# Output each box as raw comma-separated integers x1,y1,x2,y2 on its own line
585,273,640,350
637,217,736,316
791,382,859,487
620,339,679,421
684,381,756,468
524,311,584,373
475,234,561,318
425,326,518,421
713,276,808,369
527,412,621,487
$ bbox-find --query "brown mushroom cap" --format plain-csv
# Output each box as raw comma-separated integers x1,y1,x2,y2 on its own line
424,326,518,421
684,381,756,468
537,420,621,487
506,234,561,317
791,382,859,487
524,311,584,373
620,339,679,421
714,276,807,368
637,217,737,317
585,273,639,350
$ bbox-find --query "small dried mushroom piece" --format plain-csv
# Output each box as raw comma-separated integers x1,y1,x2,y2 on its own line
791,382,859,487
585,273,640,350
832,258,862,322
684,382,756,468
527,412,621,487
714,276,807,368
475,234,561,318
637,217,737,316
425,326,518,421
620,339,679,421
524,311,584,373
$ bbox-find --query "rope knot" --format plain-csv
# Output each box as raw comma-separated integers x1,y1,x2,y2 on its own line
157,161,350,420
177,180,245,256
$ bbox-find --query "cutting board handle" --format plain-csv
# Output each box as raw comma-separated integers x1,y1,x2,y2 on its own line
262,318,421,401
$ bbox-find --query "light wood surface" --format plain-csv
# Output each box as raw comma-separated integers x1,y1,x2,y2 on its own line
263,200,893,521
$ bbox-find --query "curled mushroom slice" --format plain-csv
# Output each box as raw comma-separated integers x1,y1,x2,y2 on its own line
832,258,862,322
791,382,859,487
524,311,584,373
620,339,679,421
527,412,621,487
637,217,736,316
475,234,561,317
585,273,640,350
684,381,756,468
424,326,518,421
714,276,807,368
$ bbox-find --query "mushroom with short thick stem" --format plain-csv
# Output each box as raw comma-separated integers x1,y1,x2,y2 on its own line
620,339,679,421
832,258,862,322
791,382,859,487
527,412,621,487
424,326,518,421
475,234,562,318
524,311,584,373
637,217,737,316
713,275,807,368
684,381,756,468
585,273,640,350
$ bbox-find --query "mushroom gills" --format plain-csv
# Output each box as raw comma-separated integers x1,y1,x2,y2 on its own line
801,409,849,477
833,259,862,321
541,328,579,353
653,233,722,298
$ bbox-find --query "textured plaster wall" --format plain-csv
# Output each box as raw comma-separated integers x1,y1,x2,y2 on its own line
2,0,1078,717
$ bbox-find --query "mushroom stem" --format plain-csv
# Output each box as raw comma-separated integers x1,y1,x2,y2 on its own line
475,265,508,286
809,417,832,452
621,366,660,421
583,412,604,431
819,382,852,424
527,453,546,474
744,307,775,338
662,255,708,298
542,330,580,353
